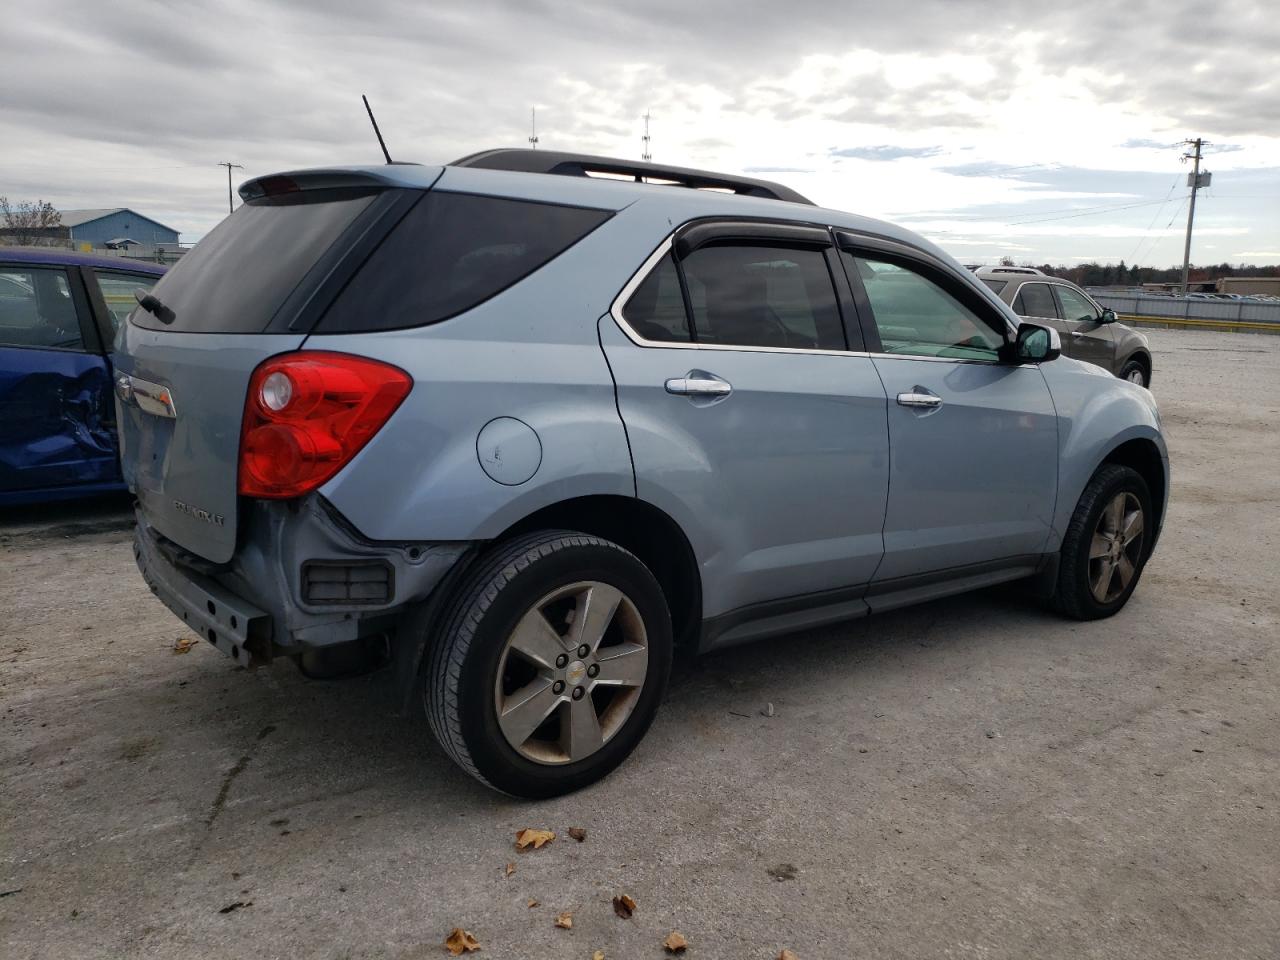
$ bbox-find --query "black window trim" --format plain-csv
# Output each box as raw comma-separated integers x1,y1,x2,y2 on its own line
612,217,865,355
834,230,1018,363
0,261,99,356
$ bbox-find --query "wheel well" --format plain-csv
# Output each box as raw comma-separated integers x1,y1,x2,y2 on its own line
1102,438,1166,546
498,495,702,648
1124,351,1151,378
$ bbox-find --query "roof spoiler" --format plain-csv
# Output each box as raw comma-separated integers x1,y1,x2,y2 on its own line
450,148,814,206
238,168,420,202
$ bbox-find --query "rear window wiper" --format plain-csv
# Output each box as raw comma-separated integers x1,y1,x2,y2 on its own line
134,289,175,325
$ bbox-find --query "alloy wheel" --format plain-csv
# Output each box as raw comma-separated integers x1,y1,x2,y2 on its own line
1088,491,1145,603
494,580,649,764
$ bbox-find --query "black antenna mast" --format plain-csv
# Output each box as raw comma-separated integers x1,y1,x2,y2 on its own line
362,94,392,164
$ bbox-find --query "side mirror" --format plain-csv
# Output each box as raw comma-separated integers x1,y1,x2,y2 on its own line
1099,308,1118,324
1010,322,1061,363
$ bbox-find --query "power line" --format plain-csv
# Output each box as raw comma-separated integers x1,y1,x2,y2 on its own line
1126,175,1183,265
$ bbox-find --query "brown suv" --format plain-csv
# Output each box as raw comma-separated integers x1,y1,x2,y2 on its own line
974,267,1152,386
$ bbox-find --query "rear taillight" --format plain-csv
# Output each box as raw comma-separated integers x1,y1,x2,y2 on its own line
238,352,411,499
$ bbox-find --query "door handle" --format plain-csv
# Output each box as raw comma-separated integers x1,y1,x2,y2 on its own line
896,390,942,409
665,371,732,399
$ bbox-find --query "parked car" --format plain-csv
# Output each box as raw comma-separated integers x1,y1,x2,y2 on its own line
0,247,164,505
972,267,1153,386
116,151,1168,797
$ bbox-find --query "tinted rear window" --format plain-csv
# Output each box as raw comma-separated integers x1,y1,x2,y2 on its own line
131,188,377,333
316,192,612,333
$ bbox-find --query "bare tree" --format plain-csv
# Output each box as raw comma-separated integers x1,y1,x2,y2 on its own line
0,197,63,246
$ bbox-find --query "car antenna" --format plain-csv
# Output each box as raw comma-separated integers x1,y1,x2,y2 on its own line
362,94,393,164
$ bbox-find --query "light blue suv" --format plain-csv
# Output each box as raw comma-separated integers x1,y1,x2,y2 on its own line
115,149,1168,797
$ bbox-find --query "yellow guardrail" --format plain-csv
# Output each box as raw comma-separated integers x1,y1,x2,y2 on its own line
1119,314,1280,334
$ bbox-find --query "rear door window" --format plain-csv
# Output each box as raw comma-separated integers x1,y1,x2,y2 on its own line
0,266,84,350
980,278,1007,294
1012,282,1059,319
680,245,846,350
317,193,612,333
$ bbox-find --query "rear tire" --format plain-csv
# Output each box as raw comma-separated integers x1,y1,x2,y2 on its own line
423,530,672,798
1049,464,1152,620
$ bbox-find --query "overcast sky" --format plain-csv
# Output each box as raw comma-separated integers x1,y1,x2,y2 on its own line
4,0,1279,265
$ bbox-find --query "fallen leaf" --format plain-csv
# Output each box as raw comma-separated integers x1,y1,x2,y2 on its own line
218,900,251,914
778,950,800,960
504,862,515,878
443,928,480,955
515,828,555,850
173,637,198,654
612,893,637,918
567,827,587,843
593,952,604,960
663,931,688,953
554,911,573,929
527,899,539,909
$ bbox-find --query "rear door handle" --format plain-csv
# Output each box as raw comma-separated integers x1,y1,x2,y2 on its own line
665,370,732,399
896,390,942,409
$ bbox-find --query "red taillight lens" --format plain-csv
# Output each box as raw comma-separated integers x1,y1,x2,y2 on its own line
238,352,411,499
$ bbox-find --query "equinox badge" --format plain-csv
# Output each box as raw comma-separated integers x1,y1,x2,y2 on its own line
173,500,225,527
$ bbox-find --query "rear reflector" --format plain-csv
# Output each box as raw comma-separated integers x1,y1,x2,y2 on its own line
238,352,411,499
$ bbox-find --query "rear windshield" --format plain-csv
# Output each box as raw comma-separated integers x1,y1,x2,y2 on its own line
131,188,377,333
980,278,1007,294
315,192,612,333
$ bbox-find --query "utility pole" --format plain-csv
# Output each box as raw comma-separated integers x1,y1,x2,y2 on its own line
641,110,652,162
528,108,539,150
217,162,243,215
1180,138,1209,295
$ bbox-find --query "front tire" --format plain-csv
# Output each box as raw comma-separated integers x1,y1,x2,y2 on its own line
1049,464,1153,620
1119,357,1149,388
423,531,672,798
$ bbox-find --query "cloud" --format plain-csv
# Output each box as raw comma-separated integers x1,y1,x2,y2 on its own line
830,145,942,161
0,0,1276,264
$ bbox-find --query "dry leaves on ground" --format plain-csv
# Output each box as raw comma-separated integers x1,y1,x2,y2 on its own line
527,899,539,908
503,862,515,878
443,928,480,955
172,637,198,654
592,952,604,960
662,931,688,953
567,826,587,842
778,950,800,960
612,893,637,919
554,911,573,929
514,828,555,850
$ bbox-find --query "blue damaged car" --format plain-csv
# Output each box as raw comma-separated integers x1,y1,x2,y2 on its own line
114,150,1168,797
0,247,164,505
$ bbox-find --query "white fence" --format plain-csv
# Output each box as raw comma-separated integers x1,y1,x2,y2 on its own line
1087,291,1280,325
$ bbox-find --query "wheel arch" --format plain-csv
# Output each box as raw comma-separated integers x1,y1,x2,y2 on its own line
1121,349,1152,384
1100,436,1167,553
497,494,703,650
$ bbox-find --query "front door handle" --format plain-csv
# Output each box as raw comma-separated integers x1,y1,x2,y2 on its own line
896,390,942,409
665,370,732,400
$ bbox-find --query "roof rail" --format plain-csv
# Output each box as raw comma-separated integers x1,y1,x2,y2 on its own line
449,148,814,206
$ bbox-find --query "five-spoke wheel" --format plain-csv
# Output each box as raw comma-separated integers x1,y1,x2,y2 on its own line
424,531,672,798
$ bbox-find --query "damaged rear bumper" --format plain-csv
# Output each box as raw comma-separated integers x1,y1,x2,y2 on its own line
132,495,473,666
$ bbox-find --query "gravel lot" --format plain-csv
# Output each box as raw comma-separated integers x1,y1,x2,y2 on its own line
2,327,1277,960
